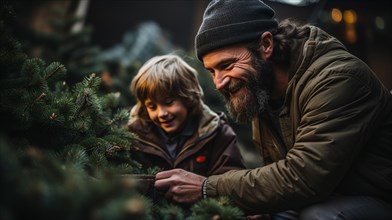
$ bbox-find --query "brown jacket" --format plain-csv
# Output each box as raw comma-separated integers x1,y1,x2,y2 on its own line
127,103,245,176
205,26,392,213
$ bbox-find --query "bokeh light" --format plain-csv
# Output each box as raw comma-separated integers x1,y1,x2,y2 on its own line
331,8,343,23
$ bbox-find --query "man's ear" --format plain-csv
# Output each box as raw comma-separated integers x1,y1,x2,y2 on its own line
259,32,273,59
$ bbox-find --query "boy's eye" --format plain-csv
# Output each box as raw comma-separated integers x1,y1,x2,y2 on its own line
164,99,174,105
145,103,156,110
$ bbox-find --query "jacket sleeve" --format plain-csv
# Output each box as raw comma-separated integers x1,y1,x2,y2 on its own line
206,73,385,213
207,113,246,176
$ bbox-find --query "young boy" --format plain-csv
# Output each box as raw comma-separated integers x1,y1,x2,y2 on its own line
128,54,245,176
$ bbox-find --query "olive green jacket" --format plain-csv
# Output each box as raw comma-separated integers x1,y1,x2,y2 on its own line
206,26,392,213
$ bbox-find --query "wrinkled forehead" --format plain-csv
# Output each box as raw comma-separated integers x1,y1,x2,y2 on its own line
203,44,251,68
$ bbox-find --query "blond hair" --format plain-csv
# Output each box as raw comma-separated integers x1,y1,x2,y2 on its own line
130,54,204,121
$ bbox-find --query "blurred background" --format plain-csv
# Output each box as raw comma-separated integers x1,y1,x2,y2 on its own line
6,0,392,168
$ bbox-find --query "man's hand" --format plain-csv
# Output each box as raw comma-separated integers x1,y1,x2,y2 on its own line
154,168,206,204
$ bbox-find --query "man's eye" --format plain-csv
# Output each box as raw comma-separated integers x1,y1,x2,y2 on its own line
223,63,234,71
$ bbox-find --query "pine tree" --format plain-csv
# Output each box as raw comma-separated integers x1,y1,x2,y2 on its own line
25,0,105,85
0,3,247,220
1,3,152,220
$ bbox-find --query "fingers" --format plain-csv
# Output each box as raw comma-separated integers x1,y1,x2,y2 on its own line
154,169,205,204
154,168,184,190
155,168,182,180
155,169,191,186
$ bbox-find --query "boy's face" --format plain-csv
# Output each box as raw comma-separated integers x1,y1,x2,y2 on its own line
144,97,189,136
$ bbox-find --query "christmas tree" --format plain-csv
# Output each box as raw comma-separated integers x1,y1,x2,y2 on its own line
0,3,246,219
19,0,105,85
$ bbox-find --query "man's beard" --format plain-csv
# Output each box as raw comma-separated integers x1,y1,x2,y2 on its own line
220,56,274,123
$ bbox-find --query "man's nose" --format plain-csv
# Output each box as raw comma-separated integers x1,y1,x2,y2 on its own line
213,72,230,91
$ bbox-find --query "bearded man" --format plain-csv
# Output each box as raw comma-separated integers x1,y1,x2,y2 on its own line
154,0,392,219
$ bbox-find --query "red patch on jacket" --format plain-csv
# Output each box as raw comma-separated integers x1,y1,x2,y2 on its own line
195,155,207,163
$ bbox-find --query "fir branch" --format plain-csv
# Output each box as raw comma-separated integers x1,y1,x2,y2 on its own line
188,197,244,220
73,73,102,118
63,145,90,171
21,58,46,80
45,63,65,81
24,92,46,113
155,204,186,220
98,108,130,137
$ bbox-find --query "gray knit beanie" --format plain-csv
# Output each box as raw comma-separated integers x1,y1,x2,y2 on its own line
195,0,278,61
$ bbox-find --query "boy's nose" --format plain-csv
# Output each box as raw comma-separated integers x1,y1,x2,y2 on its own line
158,107,168,117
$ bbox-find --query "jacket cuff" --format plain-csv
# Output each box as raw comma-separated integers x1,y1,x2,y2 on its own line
205,175,220,197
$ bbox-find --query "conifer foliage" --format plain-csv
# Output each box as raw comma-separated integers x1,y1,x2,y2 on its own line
0,3,245,220
29,0,105,85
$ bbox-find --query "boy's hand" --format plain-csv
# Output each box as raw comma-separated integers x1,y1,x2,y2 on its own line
155,168,205,204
